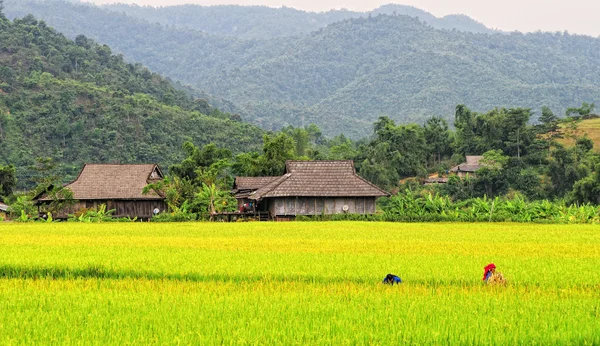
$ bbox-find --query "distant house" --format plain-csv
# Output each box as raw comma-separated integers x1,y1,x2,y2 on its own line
34,164,167,219
450,156,486,178
423,176,449,185
233,161,389,219
0,200,9,214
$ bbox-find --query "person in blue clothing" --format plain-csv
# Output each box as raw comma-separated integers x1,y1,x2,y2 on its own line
382,273,402,285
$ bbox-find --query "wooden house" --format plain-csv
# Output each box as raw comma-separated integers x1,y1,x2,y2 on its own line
34,164,167,219
234,161,389,219
450,156,485,178
0,200,8,215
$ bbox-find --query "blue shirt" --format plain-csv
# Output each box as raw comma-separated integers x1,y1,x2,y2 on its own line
485,271,493,281
383,275,402,285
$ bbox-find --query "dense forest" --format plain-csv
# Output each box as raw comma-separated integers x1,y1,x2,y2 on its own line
0,9,264,188
3,0,600,138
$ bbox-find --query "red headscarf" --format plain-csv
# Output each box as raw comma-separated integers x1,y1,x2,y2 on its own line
482,263,496,281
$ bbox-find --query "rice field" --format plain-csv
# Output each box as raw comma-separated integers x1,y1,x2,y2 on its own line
0,222,599,345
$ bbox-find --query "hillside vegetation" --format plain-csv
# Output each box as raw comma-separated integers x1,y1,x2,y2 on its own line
0,11,263,186
4,1,600,138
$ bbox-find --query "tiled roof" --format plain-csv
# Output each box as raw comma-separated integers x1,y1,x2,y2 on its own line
0,202,8,212
234,176,281,190
249,160,389,200
38,164,164,201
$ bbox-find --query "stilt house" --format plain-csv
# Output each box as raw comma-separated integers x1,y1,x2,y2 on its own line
450,156,486,178
233,161,389,219
34,164,167,219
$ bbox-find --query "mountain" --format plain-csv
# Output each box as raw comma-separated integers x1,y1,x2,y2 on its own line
4,1,600,139
0,11,263,186
101,3,496,40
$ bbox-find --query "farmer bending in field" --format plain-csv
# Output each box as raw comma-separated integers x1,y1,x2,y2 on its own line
382,273,402,285
483,263,506,284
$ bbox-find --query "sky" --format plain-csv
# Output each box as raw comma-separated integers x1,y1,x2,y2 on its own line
85,0,600,37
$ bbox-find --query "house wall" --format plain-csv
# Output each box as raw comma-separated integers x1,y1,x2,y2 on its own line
39,199,167,219
267,197,377,216
455,172,477,179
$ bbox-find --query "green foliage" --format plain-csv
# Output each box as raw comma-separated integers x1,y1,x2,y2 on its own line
382,191,600,224
169,142,232,183
68,204,115,223
423,117,452,167
234,133,297,177
5,1,599,138
0,14,264,188
548,145,591,197
358,117,428,189
0,163,16,197
194,183,237,220
566,102,596,118
151,200,197,222
17,210,30,222
8,195,35,220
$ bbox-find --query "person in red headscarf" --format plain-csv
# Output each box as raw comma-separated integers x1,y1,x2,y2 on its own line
483,263,496,282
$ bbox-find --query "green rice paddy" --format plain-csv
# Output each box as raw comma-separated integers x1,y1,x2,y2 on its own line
0,222,599,344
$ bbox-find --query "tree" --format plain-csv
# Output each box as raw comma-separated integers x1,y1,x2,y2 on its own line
282,126,310,157
194,183,236,221
373,116,395,135
423,116,452,167
453,104,478,156
235,133,298,177
538,106,560,134
569,156,600,205
547,145,591,198
169,142,232,182
566,102,596,118
358,120,428,189
0,164,17,197
474,150,509,197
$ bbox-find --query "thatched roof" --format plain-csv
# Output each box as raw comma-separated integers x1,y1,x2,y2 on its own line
0,201,8,212
37,164,164,201
450,156,485,173
248,160,389,200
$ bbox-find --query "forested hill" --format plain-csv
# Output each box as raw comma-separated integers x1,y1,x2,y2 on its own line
101,3,495,39
4,1,600,139
0,12,263,186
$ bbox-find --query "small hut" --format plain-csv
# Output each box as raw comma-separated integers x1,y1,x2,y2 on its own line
234,160,389,219
0,199,8,215
450,156,486,178
34,164,166,219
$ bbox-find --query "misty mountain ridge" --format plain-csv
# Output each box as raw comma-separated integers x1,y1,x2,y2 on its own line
100,2,497,39
3,0,599,139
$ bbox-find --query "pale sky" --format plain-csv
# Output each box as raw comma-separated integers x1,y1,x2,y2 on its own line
85,0,600,37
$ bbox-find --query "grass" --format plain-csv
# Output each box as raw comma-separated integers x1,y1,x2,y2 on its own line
557,117,600,150
1,222,599,344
